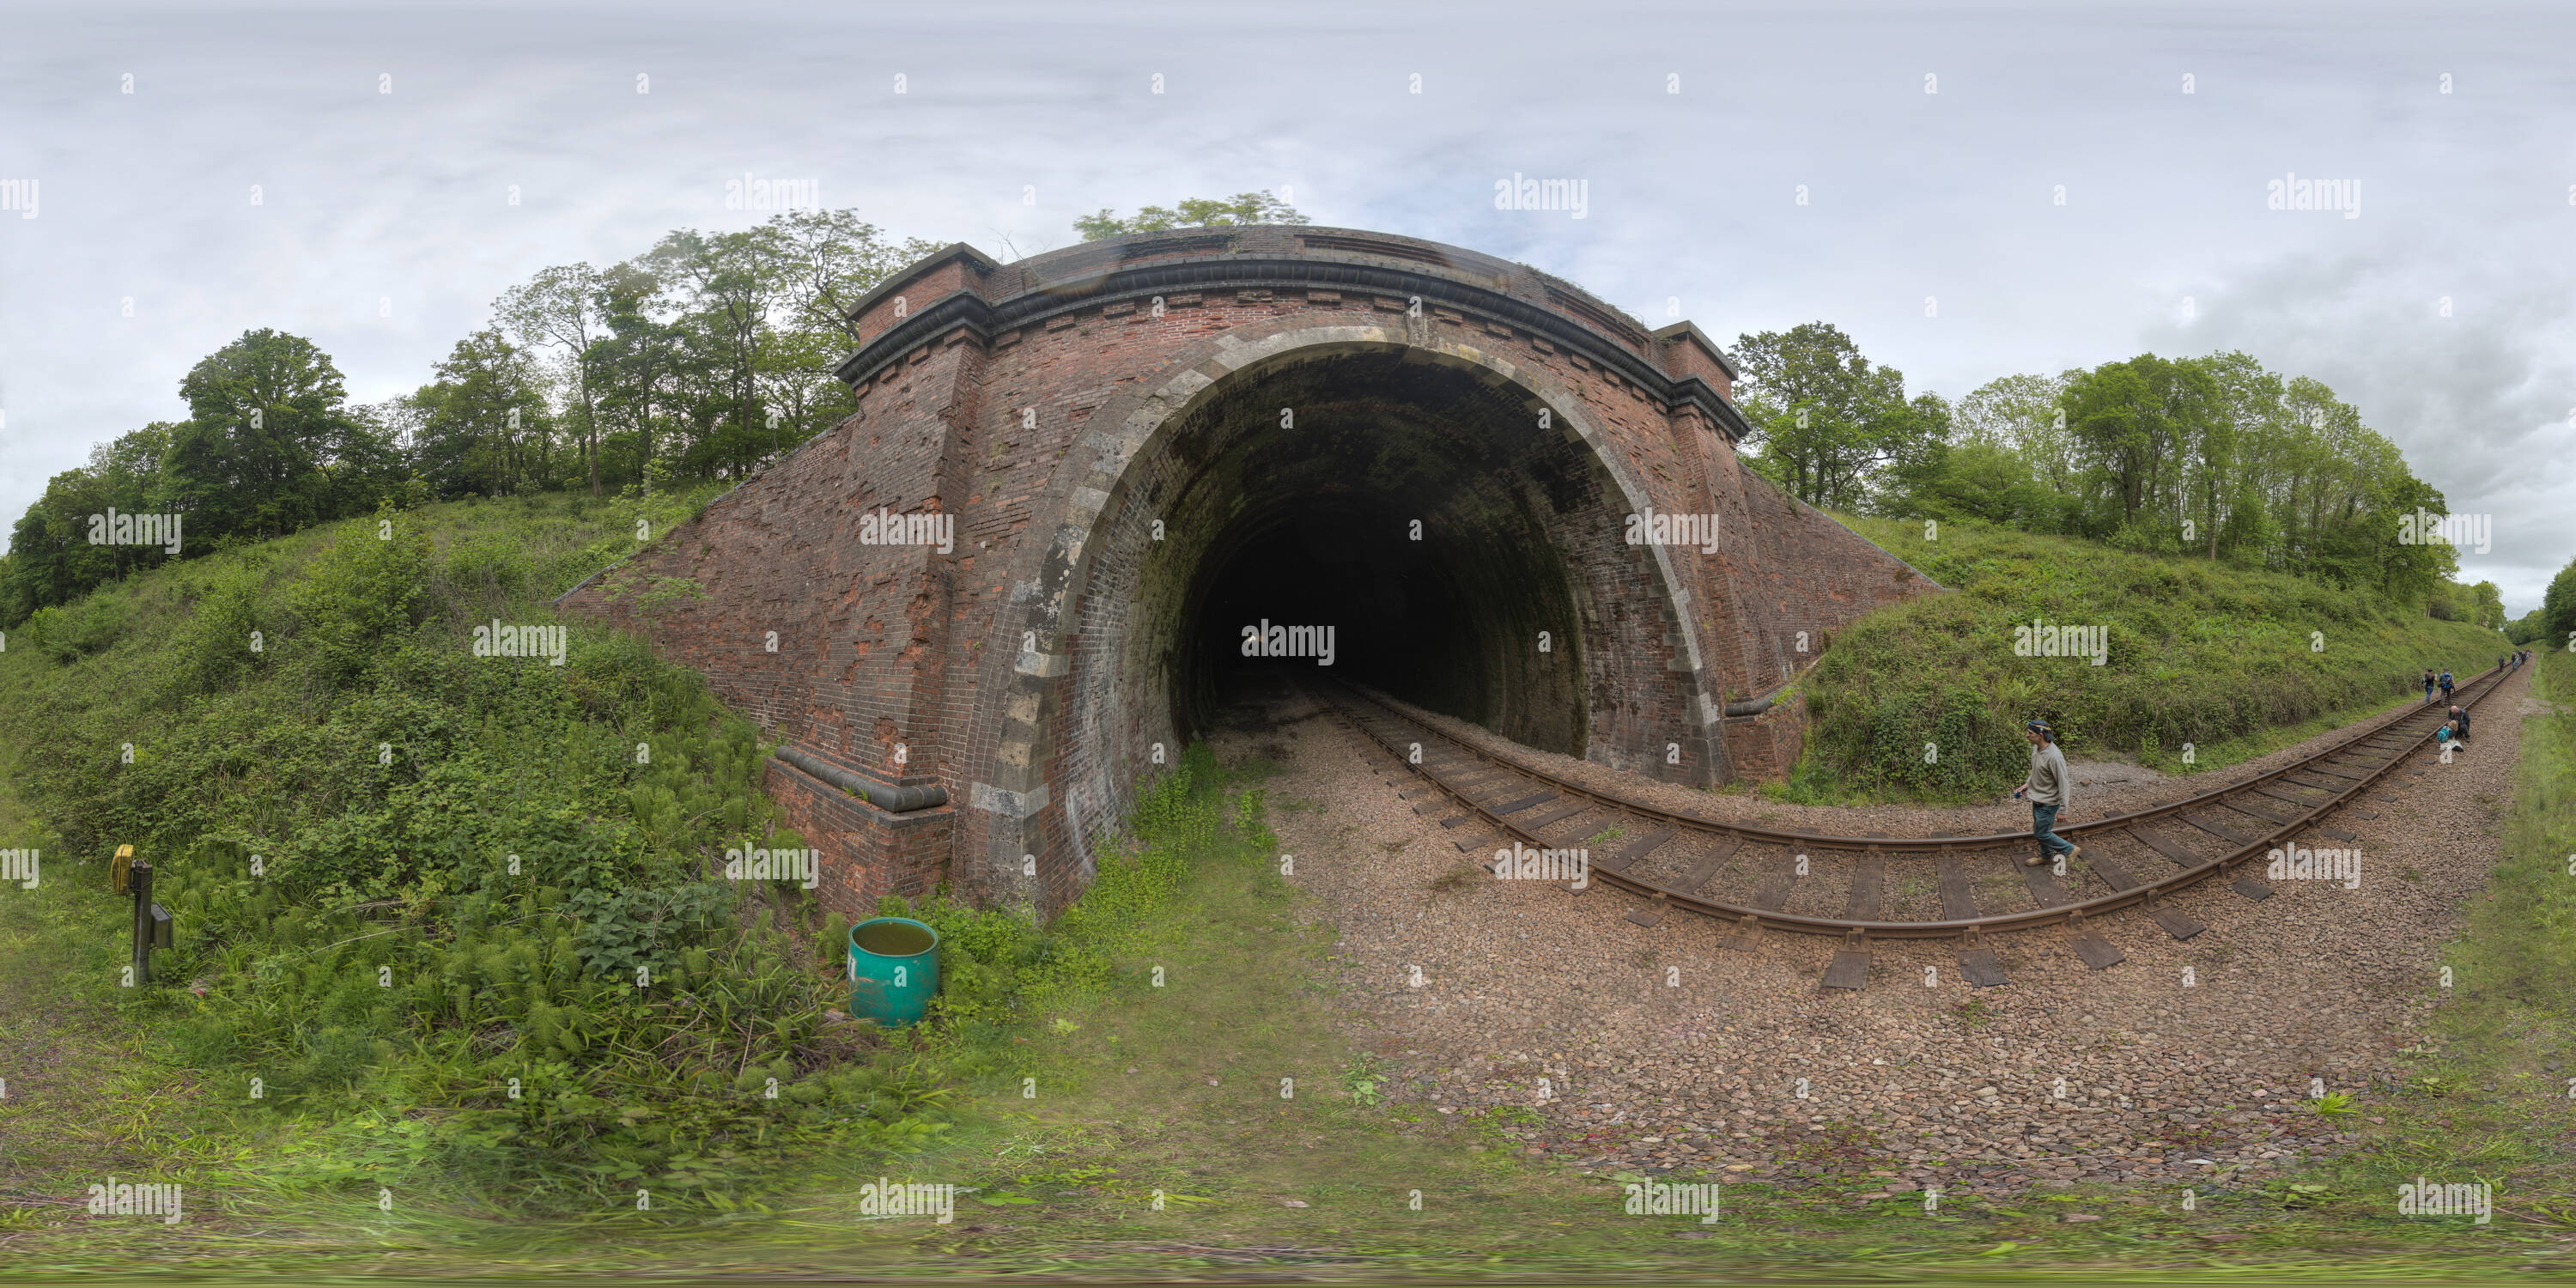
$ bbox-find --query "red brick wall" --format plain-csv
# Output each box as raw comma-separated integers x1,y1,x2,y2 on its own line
563,228,1938,918
763,756,952,916
1721,696,1811,782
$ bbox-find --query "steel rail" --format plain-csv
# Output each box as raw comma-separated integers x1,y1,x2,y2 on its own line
1331,664,2507,852
1320,661,2513,940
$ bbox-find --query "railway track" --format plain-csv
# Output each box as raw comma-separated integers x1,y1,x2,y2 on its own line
1314,660,2518,989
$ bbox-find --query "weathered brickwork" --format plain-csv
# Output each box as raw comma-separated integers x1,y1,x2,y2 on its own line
763,756,952,915
1721,696,1811,783
562,228,1939,921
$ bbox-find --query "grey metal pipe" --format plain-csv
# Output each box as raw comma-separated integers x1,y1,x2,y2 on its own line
775,745,950,811
1724,680,1799,718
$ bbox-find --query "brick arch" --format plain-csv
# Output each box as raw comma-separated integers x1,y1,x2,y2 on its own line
562,227,1943,926
969,318,1724,915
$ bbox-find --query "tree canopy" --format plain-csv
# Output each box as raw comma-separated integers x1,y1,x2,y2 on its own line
1,210,933,627
1073,191,1308,241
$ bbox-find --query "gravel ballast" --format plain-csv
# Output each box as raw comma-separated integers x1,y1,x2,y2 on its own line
1216,664,2538,1198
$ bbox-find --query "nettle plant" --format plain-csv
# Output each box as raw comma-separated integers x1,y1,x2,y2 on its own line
29,510,957,1209
155,823,951,1204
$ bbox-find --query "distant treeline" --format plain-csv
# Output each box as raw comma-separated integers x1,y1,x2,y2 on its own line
6,222,2568,643
1728,322,2546,632
0,210,933,628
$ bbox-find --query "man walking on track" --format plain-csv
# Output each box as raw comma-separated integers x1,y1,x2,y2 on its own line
2424,668,2438,704
2014,720,2081,869
2439,670,2454,703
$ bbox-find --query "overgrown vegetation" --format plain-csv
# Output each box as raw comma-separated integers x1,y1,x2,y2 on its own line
0,486,1285,1218
1,495,2567,1273
2449,647,2576,1025
1735,330,2474,610
916,750,1258,1037
1779,514,2515,800
0,488,959,1212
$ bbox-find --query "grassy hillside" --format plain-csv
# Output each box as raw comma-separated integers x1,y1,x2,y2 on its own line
0,488,965,1212
4,495,2567,1273
1784,514,2512,801
0,486,1298,1224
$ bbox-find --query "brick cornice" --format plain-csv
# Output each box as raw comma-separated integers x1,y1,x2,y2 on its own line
831,253,1753,443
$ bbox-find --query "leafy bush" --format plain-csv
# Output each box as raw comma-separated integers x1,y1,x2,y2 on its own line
0,493,949,1212
24,595,126,663
1793,515,2516,799
289,501,431,686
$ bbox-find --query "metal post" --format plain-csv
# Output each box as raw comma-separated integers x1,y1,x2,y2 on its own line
129,860,154,986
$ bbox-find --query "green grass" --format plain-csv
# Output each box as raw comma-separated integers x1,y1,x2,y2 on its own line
17,738,2571,1278
1769,514,2514,804
0,484,959,1223
3,494,2571,1279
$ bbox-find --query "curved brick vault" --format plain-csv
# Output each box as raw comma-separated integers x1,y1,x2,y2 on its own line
564,227,1937,920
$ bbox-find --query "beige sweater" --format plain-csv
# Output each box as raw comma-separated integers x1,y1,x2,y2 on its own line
2024,742,2069,807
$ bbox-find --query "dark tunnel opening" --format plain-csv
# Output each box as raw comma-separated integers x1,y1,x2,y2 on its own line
1135,347,1604,756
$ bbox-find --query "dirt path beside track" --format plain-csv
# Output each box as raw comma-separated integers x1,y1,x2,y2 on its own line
1226,663,2536,1197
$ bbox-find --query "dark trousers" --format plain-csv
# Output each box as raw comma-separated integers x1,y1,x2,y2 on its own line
2031,803,2075,857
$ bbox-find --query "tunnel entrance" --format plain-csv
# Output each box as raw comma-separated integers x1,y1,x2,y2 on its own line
1167,348,1593,752
1050,336,1711,870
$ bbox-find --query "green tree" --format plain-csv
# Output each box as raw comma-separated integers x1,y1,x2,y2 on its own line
1073,191,1308,241
1954,372,2077,484
498,264,608,495
1884,439,2056,526
2543,555,2576,650
589,260,684,492
160,329,393,543
400,328,556,499
2,466,117,625
2469,580,2505,629
643,228,781,480
767,209,939,345
2505,606,2549,647
1732,323,1944,510
2058,354,2220,547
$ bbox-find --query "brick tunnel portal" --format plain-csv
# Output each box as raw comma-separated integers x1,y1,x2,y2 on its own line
565,227,1942,921
1125,345,1602,761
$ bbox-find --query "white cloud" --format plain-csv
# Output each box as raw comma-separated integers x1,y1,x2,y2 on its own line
3,1,2570,611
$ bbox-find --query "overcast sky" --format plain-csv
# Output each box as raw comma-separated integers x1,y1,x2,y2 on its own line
3,0,2570,611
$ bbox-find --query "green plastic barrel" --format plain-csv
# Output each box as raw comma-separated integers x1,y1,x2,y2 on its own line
848,917,940,1027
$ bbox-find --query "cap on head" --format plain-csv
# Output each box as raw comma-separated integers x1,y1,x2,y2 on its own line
2026,720,2054,741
